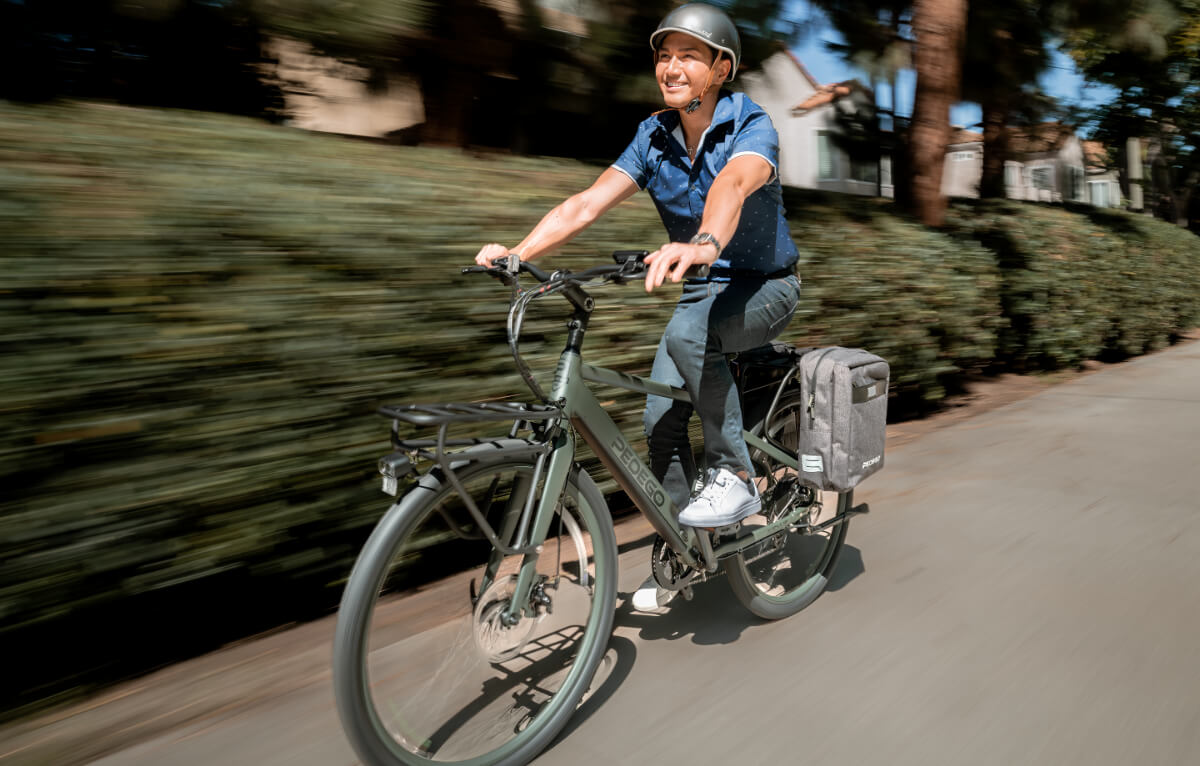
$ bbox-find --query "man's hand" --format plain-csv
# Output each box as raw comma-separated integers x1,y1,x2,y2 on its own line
475,243,515,267
643,241,719,292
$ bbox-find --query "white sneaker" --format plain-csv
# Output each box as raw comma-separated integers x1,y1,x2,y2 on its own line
630,574,677,613
677,467,761,527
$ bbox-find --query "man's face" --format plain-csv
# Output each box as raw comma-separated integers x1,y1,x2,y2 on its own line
655,31,727,109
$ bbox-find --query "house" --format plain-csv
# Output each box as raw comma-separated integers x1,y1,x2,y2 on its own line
1082,141,1123,209
740,49,881,196
267,37,423,139
941,123,1121,207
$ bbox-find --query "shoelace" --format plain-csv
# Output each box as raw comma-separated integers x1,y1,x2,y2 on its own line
694,469,737,507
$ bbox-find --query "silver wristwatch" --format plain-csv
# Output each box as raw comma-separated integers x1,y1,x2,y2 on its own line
689,232,722,256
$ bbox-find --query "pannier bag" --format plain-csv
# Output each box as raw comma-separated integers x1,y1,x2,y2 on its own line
795,346,890,492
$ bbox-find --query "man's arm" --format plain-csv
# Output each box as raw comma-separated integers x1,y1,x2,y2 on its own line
475,168,639,266
643,154,774,291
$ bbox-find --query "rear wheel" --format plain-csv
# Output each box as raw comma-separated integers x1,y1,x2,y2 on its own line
333,459,617,765
725,390,850,620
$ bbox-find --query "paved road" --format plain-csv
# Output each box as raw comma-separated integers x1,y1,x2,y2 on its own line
4,339,1199,766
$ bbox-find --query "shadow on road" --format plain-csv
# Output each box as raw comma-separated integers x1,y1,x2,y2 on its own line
543,635,638,754
828,544,865,592
612,543,866,646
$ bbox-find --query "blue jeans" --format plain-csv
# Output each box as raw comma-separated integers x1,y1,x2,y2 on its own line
643,274,801,509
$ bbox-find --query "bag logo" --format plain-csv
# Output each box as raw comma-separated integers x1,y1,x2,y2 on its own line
861,454,881,470
801,454,823,473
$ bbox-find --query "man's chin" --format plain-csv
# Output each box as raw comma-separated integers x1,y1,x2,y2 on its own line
659,92,694,110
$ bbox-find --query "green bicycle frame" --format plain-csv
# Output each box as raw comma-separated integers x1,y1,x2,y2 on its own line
498,320,801,620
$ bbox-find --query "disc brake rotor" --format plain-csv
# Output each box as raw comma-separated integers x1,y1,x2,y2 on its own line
472,574,537,663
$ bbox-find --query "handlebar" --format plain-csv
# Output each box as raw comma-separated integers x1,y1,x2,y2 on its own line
458,251,709,404
462,251,709,304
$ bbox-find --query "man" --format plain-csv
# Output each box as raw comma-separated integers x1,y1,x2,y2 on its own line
475,3,801,611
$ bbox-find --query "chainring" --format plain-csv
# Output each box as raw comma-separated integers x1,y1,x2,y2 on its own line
650,535,696,591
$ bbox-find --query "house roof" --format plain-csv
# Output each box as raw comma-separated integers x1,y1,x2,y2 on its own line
947,123,1087,158
793,81,854,112
1008,122,1075,154
1082,140,1110,170
948,129,983,145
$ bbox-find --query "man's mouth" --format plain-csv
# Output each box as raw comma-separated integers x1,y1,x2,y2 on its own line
664,80,688,91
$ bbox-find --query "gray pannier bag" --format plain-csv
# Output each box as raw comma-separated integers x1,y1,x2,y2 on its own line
795,347,890,492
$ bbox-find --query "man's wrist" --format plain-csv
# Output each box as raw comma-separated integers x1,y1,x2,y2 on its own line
689,232,722,257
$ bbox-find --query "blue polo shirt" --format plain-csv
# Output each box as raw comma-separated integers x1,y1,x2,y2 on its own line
611,90,799,279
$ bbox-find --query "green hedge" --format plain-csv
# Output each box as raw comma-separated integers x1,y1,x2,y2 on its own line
945,199,1200,368
1,102,1197,717
785,189,1003,404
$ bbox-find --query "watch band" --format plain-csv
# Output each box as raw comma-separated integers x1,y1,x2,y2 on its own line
689,232,722,256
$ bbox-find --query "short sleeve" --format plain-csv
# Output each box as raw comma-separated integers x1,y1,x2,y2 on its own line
729,109,780,181
611,127,649,190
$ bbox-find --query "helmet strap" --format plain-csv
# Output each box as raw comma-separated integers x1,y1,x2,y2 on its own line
684,60,719,114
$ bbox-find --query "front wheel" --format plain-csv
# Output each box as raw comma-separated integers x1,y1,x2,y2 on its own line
333,458,617,766
725,390,850,620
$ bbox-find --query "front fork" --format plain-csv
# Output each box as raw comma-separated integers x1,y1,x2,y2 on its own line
475,428,577,624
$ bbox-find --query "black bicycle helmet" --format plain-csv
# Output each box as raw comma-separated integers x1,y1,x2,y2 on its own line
649,3,742,82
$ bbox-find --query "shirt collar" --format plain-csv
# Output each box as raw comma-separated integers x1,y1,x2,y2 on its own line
652,89,738,137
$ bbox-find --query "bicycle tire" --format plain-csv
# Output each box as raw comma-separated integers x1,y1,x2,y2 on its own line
724,390,850,620
333,456,617,766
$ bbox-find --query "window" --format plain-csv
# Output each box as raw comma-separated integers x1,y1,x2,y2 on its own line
1005,164,1021,188
1069,166,1085,201
1089,180,1110,207
817,131,836,180
851,155,878,184
1031,167,1053,191
880,155,893,187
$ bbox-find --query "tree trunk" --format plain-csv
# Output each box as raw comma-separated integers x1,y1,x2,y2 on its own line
979,95,1009,199
904,0,967,226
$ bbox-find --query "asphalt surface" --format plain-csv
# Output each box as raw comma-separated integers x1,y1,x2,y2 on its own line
4,338,1199,766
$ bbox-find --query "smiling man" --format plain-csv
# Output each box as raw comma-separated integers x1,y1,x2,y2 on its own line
475,3,801,613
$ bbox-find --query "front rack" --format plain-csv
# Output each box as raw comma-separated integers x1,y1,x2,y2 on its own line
380,401,562,451
377,400,565,557
379,401,562,426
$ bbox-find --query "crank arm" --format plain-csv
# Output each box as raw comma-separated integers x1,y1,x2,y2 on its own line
707,499,814,562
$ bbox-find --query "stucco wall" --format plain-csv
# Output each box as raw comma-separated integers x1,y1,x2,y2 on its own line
268,37,423,139
742,53,878,195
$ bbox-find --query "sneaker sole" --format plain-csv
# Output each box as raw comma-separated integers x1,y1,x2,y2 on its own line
678,499,762,528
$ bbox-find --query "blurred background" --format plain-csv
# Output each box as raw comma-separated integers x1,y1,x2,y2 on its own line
2,0,1198,725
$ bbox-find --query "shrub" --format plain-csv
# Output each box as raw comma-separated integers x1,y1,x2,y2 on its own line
782,189,1003,405
946,199,1200,367
1,102,1196,715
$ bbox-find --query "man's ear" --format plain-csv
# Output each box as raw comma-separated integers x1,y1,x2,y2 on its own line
718,56,732,83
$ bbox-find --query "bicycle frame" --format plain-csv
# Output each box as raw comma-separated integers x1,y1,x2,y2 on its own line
386,264,815,625
502,309,802,606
